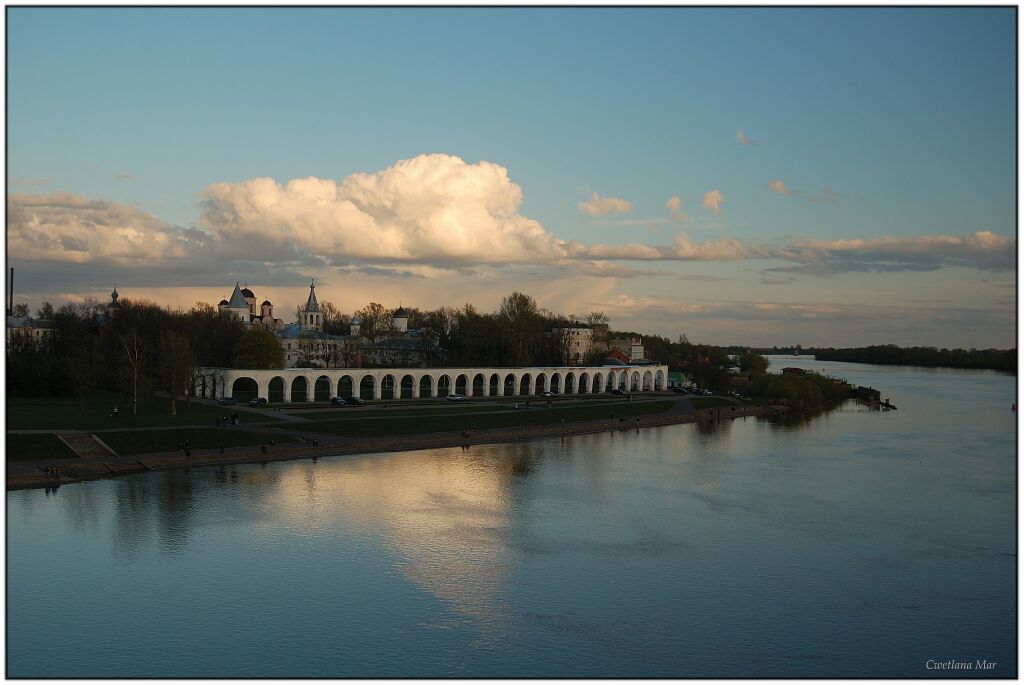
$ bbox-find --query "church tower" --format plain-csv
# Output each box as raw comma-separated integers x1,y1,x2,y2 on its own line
300,280,322,332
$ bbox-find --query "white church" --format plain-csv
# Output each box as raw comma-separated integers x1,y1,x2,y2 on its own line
218,280,431,368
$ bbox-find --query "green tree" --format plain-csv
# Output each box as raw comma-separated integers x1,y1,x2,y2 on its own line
233,327,285,369
354,302,393,343
739,351,769,373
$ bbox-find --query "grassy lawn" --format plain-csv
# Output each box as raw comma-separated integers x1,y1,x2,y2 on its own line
94,427,299,456
7,391,268,430
285,400,674,437
286,399,621,421
6,434,79,461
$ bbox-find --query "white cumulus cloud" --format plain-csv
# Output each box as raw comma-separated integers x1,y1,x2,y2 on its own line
768,179,794,196
666,196,688,222
578,192,633,217
201,154,569,265
701,189,724,213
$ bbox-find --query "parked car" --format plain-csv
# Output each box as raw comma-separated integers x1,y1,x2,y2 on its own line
248,397,268,407
329,396,348,406
610,388,626,396
541,391,555,397
672,387,689,394
446,394,468,402
217,397,238,406
345,397,368,406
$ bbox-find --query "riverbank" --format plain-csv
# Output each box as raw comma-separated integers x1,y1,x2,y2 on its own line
7,401,785,490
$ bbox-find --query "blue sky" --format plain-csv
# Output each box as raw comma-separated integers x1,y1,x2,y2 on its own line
7,7,1017,347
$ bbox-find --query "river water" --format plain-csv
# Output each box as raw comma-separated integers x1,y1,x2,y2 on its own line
7,358,1016,677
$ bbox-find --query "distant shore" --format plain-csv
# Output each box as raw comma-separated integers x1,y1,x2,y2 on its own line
7,402,784,490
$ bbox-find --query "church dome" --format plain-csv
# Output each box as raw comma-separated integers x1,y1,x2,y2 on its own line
393,306,408,318
262,299,272,306
351,315,362,324
241,287,255,298
218,299,229,306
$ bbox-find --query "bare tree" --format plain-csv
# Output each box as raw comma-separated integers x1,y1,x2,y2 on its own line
117,330,145,416
158,331,193,416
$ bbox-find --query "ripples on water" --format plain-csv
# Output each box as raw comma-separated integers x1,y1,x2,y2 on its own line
7,360,1016,677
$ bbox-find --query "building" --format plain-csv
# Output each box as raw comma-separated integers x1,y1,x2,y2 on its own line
217,282,286,331
609,336,645,362
549,323,594,365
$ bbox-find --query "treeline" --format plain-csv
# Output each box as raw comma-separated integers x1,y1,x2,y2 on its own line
7,300,285,408
814,345,1016,373
739,371,851,409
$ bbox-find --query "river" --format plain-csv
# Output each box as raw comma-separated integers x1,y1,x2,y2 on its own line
6,358,1016,677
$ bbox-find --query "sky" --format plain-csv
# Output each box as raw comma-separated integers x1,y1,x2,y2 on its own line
6,7,1017,348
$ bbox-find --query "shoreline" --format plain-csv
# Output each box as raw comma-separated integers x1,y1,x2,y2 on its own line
7,404,785,490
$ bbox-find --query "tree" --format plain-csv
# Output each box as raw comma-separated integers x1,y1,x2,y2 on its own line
233,327,285,369
319,300,351,336
36,302,54,320
117,330,145,416
12,303,28,317
739,352,769,374
354,302,392,343
499,292,543,366
158,331,193,416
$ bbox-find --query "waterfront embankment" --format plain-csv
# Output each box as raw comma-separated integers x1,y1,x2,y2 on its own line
7,400,783,490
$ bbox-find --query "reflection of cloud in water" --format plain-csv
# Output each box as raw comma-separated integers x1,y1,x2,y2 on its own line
272,445,544,641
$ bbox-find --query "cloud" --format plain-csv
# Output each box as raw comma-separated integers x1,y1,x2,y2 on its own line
578,233,753,262
201,154,570,265
736,130,758,145
7,192,205,264
701,189,724,213
10,178,50,187
113,173,136,181
772,231,1015,274
809,188,840,204
768,179,794,196
578,192,633,217
666,196,688,222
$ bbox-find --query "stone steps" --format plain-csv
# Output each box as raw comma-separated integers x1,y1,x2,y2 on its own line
59,435,117,459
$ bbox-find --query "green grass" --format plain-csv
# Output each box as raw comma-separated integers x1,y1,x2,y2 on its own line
6,391,268,430
6,434,79,461
282,400,674,437
283,395,623,418
94,428,298,456
287,399,621,421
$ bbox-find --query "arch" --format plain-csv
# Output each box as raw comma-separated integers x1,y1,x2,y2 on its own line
550,372,562,394
268,376,285,403
578,372,590,394
564,372,576,394
489,373,501,396
381,374,397,400
643,370,654,391
420,375,434,398
472,373,485,396
359,374,376,400
618,372,628,390
455,374,469,395
503,373,516,396
291,376,308,402
231,376,258,402
437,374,452,396
534,373,547,395
314,375,331,402
519,373,531,396
400,374,415,399
591,372,603,394
630,371,640,391
337,375,354,398
655,369,665,391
